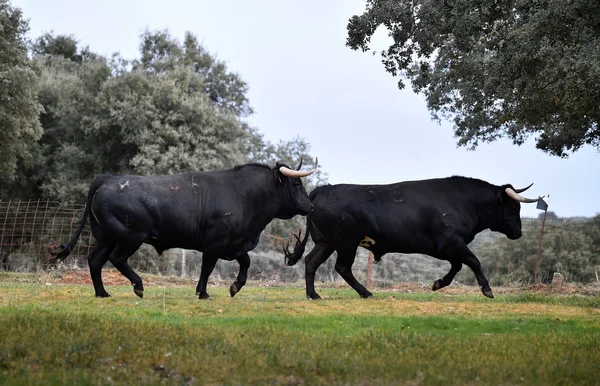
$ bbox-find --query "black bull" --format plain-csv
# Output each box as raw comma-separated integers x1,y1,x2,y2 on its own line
48,161,316,299
284,176,542,299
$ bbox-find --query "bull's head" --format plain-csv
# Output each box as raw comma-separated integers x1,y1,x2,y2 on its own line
495,183,542,240
274,158,318,219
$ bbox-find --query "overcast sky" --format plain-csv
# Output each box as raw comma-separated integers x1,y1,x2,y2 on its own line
13,0,599,218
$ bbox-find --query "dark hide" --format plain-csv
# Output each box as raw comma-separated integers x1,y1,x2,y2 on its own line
284,176,541,299
48,162,313,299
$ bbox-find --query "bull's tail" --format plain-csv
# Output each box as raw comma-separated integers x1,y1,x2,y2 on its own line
46,176,106,262
283,215,312,266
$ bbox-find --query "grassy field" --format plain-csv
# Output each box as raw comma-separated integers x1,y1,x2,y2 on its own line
0,271,599,385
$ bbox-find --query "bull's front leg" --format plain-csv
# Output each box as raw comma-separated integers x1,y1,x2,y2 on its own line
462,252,494,298
229,252,250,297
196,255,218,300
435,234,494,298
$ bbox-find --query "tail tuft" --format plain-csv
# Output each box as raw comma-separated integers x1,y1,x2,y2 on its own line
283,247,305,266
282,215,312,266
46,242,72,262
283,229,306,266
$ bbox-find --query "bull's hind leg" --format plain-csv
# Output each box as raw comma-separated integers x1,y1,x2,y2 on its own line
432,260,463,292
88,243,113,297
335,245,373,299
230,252,250,297
304,243,335,300
112,261,144,298
107,237,145,298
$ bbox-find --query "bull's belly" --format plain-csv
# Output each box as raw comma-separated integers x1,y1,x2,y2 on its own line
370,243,438,257
145,231,255,256
358,232,438,256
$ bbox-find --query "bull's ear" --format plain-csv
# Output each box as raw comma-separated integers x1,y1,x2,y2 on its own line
498,184,516,203
273,165,285,184
498,186,509,203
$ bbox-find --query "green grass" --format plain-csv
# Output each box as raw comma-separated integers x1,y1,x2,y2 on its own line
0,276,599,385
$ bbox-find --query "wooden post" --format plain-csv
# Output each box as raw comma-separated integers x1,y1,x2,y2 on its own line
534,208,548,284
366,251,373,288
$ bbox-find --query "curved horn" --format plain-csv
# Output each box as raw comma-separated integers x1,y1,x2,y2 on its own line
280,157,318,178
505,187,541,203
295,158,303,171
514,183,534,194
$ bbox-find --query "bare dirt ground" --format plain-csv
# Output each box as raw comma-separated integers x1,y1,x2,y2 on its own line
53,269,193,287
42,269,600,296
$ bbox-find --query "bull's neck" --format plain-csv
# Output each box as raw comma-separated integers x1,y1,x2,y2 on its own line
235,167,281,225
470,192,500,236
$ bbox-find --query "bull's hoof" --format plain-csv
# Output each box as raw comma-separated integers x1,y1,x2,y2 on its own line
307,294,322,300
432,279,443,291
95,292,111,298
360,291,374,299
229,283,239,297
134,287,144,298
482,289,494,299
198,293,212,301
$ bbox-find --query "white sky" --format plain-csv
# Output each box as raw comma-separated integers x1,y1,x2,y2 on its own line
13,0,600,218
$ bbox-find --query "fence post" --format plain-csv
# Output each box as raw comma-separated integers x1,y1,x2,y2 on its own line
0,200,12,250
534,196,550,284
366,251,373,288
9,201,22,251
37,200,50,257
181,248,186,277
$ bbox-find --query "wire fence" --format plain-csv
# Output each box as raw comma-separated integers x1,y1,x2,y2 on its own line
1,199,599,287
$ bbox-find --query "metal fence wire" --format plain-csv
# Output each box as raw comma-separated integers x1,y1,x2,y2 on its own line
0,200,93,271
1,200,599,286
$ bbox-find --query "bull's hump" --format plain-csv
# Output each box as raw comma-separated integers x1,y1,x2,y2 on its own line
101,174,194,193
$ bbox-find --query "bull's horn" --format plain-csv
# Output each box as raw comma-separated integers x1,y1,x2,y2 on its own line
295,158,303,171
505,187,541,203
514,183,534,194
280,157,318,178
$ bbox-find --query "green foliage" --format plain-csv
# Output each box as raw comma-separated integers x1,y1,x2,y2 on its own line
0,29,322,203
31,32,97,63
0,0,43,179
347,0,600,156
478,215,600,284
0,282,598,385
539,211,559,220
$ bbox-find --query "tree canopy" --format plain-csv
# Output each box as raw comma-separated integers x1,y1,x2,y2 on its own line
0,0,42,179
347,0,600,156
0,29,321,203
